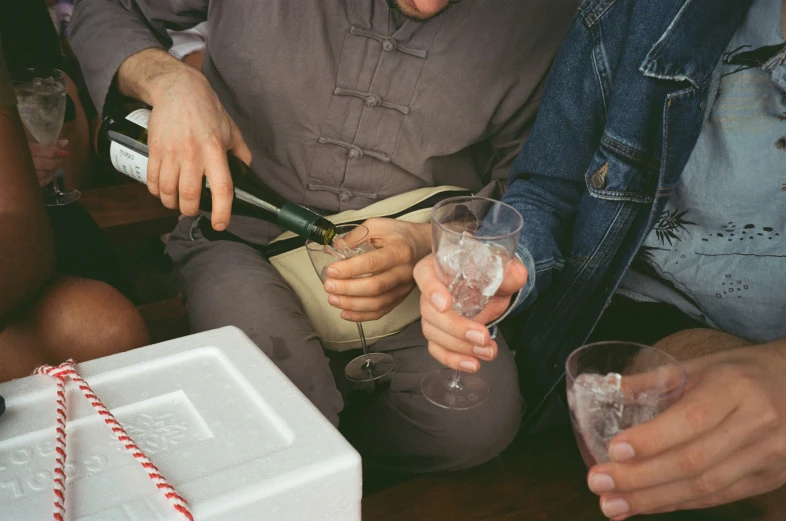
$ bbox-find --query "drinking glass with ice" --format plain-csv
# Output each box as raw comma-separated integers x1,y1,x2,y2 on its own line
420,196,526,410
566,342,687,466
10,67,81,206
306,224,395,382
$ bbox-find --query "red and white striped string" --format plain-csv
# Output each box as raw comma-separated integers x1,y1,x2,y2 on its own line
34,359,194,521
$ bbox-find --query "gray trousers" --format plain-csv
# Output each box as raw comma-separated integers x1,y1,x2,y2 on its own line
166,217,524,473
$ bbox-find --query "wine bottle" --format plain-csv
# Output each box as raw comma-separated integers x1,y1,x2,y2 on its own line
97,99,336,245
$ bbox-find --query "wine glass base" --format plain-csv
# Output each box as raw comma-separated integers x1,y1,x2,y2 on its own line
44,189,81,206
420,367,488,410
345,352,395,382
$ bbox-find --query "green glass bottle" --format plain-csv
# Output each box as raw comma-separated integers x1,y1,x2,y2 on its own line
97,98,336,245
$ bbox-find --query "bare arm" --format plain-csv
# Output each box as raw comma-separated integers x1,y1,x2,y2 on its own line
0,106,55,324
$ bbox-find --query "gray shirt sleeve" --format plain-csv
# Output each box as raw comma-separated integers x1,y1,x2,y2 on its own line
70,0,208,115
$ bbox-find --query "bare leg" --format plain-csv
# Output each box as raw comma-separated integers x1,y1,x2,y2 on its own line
0,276,149,382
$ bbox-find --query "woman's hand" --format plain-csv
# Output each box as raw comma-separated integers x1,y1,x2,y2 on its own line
413,253,527,372
28,139,68,187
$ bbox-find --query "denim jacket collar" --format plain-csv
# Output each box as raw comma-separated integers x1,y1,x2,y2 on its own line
640,0,753,87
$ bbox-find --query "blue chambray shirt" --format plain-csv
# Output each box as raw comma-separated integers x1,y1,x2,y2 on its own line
619,0,786,344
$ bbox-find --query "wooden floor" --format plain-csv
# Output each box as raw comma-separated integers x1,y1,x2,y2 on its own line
362,427,785,521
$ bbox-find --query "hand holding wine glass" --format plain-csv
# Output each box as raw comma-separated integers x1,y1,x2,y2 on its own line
28,139,69,188
306,224,396,382
322,218,432,322
11,68,79,206
417,196,529,410
415,253,527,370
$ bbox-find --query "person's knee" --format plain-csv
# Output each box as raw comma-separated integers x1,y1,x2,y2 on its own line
436,390,524,470
654,328,749,361
36,276,149,362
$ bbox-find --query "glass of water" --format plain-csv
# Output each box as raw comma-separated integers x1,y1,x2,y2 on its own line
420,196,524,410
11,68,80,206
566,342,687,467
306,224,396,382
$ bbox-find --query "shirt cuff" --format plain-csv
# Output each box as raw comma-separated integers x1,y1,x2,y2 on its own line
488,244,536,339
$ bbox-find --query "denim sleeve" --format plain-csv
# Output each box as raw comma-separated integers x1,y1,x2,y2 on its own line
499,9,609,315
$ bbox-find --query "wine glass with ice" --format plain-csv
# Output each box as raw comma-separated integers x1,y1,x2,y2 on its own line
420,196,525,410
566,341,688,466
11,68,80,206
306,224,396,382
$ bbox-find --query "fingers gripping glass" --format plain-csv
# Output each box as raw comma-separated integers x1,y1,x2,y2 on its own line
10,68,80,206
420,196,526,410
566,342,687,466
306,224,395,382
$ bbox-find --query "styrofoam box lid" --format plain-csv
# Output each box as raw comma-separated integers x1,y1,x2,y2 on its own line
0,327,362,521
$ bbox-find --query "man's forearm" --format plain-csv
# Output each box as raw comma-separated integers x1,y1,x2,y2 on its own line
116,48,196,106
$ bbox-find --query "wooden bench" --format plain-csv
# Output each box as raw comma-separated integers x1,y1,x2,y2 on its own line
79,183,180,242
81,183,187,343
363,427,785,520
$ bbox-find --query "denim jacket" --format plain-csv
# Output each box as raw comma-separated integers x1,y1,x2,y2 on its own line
499,0,754,427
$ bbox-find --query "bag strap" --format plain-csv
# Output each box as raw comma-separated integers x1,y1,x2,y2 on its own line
197,187,472,257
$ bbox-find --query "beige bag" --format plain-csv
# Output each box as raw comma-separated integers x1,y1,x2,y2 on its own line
268,186,469,351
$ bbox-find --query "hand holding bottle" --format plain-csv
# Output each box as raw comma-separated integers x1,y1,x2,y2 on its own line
116,49,252,231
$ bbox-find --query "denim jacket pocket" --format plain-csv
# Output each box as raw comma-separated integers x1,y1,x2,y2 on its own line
584,135,658,204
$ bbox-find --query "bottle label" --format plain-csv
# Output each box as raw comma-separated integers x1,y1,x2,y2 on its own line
125,108,151,129
110,141,148,183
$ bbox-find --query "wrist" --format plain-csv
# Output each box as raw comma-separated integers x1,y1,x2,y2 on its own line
118,48,195,106
413,223,433,261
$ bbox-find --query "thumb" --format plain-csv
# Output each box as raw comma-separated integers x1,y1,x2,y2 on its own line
229,122,253,167
496,259,528,297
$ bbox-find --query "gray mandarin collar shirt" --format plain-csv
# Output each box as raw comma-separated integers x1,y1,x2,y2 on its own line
71,0,576,243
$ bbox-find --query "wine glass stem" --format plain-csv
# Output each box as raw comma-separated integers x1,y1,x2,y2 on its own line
52,168,65,195
451,370,462,389
356,322,370,358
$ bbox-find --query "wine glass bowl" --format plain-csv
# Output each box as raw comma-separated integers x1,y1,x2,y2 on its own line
420,196,525,410
566,341,687,467
306,224,395,382
11,67,80,206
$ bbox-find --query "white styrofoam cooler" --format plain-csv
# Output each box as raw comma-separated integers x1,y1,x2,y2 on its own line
0,327,361,521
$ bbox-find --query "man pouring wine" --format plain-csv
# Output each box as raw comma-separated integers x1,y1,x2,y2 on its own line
69,0,576,473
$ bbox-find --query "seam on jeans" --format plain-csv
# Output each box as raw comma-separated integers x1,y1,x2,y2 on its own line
532,201,633,348
590,26,609,116
580,0,619,28
639,0,702,88
601,136,660,169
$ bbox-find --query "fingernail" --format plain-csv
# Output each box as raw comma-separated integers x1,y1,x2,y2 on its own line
431,293,447,311
57,150,68,157
459,360,478,372
472,346,493,359
610,442,635,463
328,295,340,306
588,473,615,494
324,281,336,293
326,267,339,278
466,329,485,345
57,139,69,147
601,498,630,518
214,222,227,231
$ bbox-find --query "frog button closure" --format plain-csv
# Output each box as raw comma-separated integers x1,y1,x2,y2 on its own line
382,39,396,52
